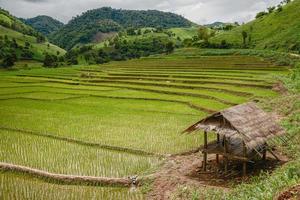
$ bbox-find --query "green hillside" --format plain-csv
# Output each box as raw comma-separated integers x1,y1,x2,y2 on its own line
0,26,65,60
0,8,65,66
0,8,38,37
168,27,198,40
211,0,300,52
49,7,194,50
22,15,64,36
66,26,201,66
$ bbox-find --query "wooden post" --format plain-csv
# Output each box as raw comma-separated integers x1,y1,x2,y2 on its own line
216,134,220,164
203,131,208,171
262,143,267,160
224,136,228,174
243,141,247,176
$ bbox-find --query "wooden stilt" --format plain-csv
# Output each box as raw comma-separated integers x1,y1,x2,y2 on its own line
267,148,280,161
224,136,228,174
216,134,220,164
243,141,247,176
203,131,208,171
262,143,267,160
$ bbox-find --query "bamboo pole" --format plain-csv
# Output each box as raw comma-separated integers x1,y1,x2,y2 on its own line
203,131,208,171
262,143,267,160
216,134,220,164
224,136,228,174
243,141,247,176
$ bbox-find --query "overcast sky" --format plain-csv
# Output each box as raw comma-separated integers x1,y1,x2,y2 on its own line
0,0,282,24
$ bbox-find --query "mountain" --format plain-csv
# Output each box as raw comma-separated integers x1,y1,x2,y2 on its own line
211,0,300,52
0,8,65,63
22,15,64,36
49,7,194,50
204,22,226,28
204,22,238,30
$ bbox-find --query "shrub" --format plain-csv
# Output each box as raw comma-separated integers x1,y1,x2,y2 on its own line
165,41,175,54
256,11,268,19
43,54,58,68
1,53,17,68
275,57,293,66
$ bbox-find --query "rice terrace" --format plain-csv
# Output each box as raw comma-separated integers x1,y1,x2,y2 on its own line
0,0,300,200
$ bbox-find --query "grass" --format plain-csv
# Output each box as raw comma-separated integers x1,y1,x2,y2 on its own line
0,13,12,27
168,27,198,40
0,97,205,154
0,130,161,177
0,48,289,199
0,25,66,61
211,0,300,52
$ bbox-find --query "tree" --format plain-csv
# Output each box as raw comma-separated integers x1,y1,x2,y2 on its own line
277,5,283,12
25,41,31,49
224,24,234,31
137,29,142,35
165,41,175,54
66,56,78,65
197,27,210,42
126,28,136,36
36,34,46,43
256,11,267,19
220,40,229,49
1,52,17,68
268,6,276,13
43,54,58,67
242,31,248,47
11,38,18,48
21,49,34,59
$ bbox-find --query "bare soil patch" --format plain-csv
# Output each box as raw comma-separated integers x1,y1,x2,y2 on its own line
147,150,288,200
273,82,288,94
277,184,300,200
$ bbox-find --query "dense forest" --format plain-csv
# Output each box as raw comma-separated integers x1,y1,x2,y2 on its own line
49,7,193,50
22,15,64,36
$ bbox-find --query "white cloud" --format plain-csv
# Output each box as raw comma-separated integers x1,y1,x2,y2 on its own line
0,0,282,24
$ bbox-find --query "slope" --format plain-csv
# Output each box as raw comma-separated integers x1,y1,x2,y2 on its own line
0,8,66,62
49,7,194,50
22,15,64,36
211,0,300,52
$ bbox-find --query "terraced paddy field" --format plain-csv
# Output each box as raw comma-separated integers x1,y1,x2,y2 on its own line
0,53,289,199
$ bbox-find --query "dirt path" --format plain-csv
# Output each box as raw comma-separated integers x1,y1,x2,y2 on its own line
277,184,300,200
0,162,132,186
147,153,228,200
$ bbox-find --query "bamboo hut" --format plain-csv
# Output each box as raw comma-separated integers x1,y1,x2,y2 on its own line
183,102,285,176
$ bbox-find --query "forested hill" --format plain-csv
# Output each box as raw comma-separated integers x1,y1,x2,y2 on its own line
0,8,65,67
22,15,64,36
211,0,300,52
0,8,40,38
49,7,194,50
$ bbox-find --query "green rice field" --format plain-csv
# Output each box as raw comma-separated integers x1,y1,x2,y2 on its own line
0,52,289,199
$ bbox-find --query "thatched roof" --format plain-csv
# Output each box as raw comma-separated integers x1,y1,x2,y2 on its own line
184,102,284,150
